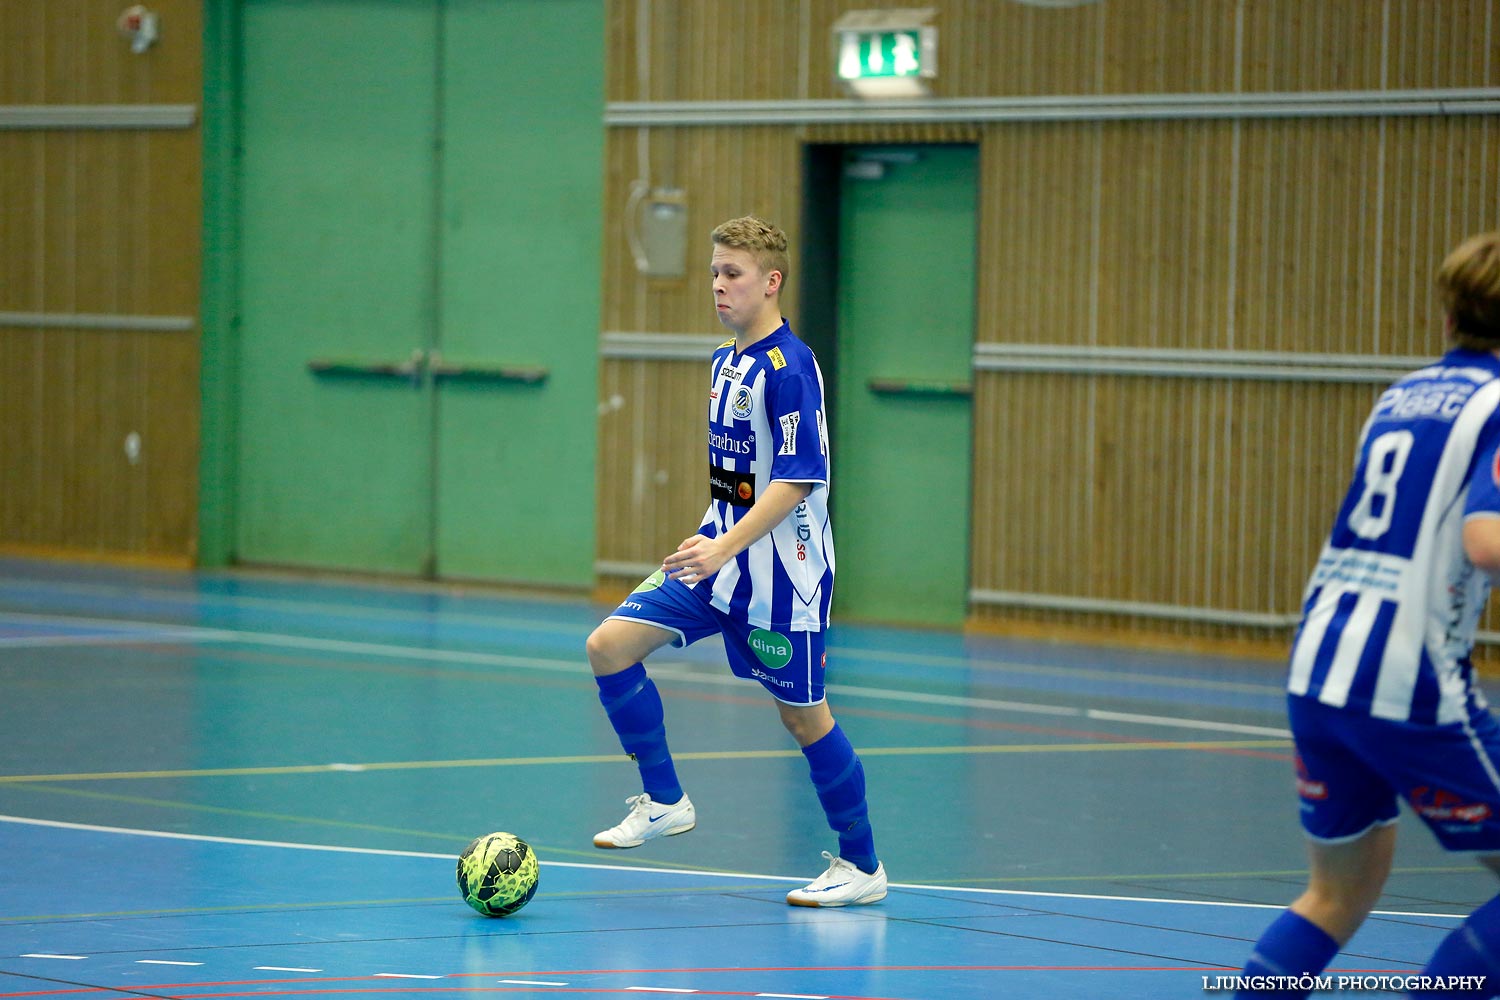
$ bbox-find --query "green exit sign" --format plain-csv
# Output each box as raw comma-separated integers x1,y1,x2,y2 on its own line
838,29,927,80
832,10,937,97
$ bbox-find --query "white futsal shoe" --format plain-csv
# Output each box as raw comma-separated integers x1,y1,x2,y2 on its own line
593,792,696,848
786,851,888,907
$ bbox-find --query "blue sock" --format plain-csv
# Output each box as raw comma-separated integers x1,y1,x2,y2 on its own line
595,663,683,804
1413,892,1500,999
801,724,878,874
1236,909,1340,999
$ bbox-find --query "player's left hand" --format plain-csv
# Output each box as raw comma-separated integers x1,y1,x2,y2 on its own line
663,534,730,584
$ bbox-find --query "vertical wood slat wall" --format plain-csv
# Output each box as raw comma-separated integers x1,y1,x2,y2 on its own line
597,0,1500,640
0,1,202,562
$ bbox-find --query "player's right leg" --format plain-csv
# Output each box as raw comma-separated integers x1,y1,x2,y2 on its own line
1235,824,1395,1000
587,575,714,849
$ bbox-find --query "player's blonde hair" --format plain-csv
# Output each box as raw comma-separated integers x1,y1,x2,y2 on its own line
1438,231,1500,350
711,216,790,289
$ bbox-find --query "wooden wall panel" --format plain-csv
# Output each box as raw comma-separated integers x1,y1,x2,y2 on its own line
596,358,715,581
603,126,805,334
1091,119,1238,350
3,131,200,315
607,1,1498,105
0,0,201,103
979,123,1099,345
1386,0,1500,90
1,1,202,563
606,0,804,104
599,0,1500,641
972,374,1379,635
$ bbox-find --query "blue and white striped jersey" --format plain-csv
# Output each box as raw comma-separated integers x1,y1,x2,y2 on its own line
697,322,834,631
1289,348,1500,724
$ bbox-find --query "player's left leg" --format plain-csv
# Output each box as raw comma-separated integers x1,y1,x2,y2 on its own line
1410,854,1500,999
777,698,887,907
720,623,885,905
1237,695,1401,999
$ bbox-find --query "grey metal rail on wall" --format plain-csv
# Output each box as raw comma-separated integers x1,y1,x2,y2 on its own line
973,344,1424,626
0,105,198,129
972,344,1428,383
0,311,196,332
602,334,1431,385
601,333,1442,627
605,88,1500,127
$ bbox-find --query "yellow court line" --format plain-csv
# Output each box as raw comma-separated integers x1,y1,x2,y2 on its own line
0,739,1291,785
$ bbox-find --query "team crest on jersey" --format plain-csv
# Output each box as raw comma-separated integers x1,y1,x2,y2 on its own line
1493,446,1500,487
778,412,799,455
732,386,753,419
768,346,787,370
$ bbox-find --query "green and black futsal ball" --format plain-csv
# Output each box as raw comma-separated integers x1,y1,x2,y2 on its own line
456,832,539,917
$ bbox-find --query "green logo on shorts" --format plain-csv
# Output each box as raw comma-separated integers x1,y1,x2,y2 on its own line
632,570,665,593
748,628,793,669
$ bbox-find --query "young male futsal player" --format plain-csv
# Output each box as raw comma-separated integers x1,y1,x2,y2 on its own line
1236,232,1500,997
584,216,886,907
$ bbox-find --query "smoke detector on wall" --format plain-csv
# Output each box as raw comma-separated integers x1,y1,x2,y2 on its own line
116,5,159,54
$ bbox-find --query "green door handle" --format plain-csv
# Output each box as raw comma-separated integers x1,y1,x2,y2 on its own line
429,354,548,385
307,349,425,386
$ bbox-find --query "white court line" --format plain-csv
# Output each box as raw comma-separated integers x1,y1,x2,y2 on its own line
0,612,1289,738
499,981,569,987
1085,710,1289,738
0,578,590,637
0,600,1285,696
137,960,202,966
0,814,1462,921
374,973,443,979
256,966,324,972
20,954,86,960
0,577,1281,695
0,632,217,649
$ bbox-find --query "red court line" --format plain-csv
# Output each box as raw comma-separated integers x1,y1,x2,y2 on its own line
0,964,1250,999
452,964,1240,975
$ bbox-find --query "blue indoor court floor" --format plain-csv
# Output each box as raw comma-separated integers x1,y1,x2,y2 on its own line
0,557,1487,999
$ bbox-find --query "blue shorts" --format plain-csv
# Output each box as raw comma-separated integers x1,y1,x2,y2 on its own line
608,571,827,706
1289,694,1500,851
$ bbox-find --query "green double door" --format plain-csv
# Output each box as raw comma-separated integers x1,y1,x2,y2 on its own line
832,145,978,626
234,0,601,585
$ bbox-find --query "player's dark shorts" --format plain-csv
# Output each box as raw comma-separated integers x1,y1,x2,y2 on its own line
608,570,827,707
1289,693,1500,851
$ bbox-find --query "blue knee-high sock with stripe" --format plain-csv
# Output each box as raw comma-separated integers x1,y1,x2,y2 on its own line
802,724,878,874
1235,909,1340,1000
1411,892,1500,999
595,663,683,805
